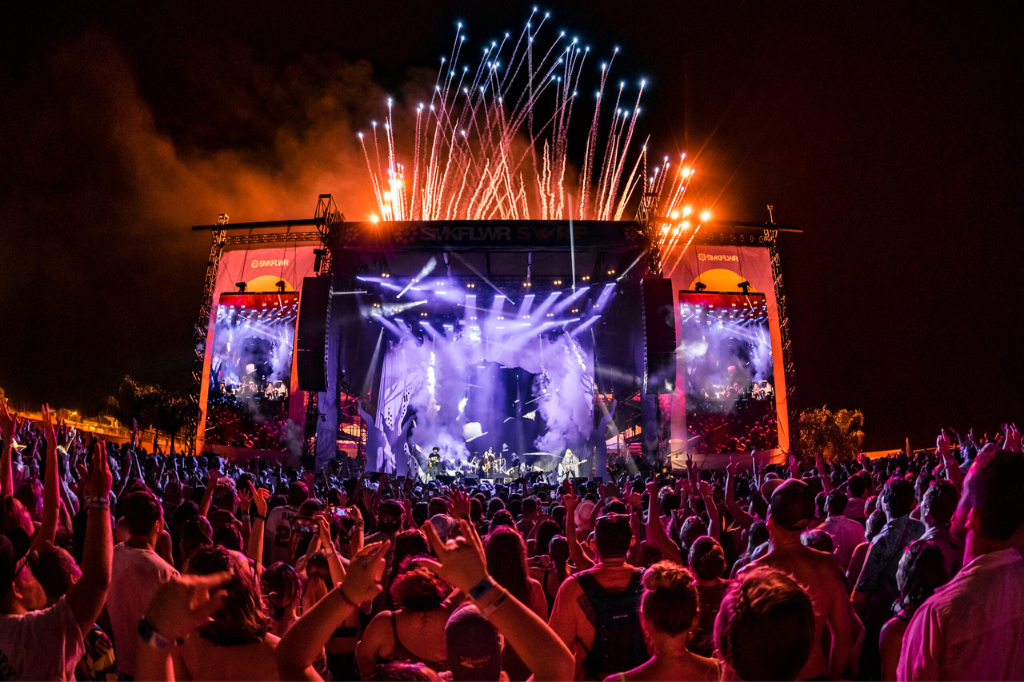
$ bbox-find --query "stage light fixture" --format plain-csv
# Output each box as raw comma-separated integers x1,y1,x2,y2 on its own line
275,280,287,293
582,276,590,281
738,281,752,294
235,282,247,293
694,282,707,292
313,248,326,272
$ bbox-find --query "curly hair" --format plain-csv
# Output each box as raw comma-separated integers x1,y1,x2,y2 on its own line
187,545,269,646
390,564,447,612
894,540,949,621
641,561,699,635
714,566,814,681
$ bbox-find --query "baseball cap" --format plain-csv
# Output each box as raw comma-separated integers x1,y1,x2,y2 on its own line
446,604,503,681
769,479,816,531
0,529,35,595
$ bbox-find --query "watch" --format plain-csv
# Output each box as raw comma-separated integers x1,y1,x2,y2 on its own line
138,618,173,651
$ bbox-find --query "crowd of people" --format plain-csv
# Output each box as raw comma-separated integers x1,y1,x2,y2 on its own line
1,395,1023,681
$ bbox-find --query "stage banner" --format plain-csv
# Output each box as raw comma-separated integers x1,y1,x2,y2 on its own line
662,244,790,462
198,245,317,460
341,220,642,253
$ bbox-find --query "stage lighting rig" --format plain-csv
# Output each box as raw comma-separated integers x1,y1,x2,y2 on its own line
235,281,247,293
275,280,287,293
738,281,752,294
693,282,707,292
313,248,327,272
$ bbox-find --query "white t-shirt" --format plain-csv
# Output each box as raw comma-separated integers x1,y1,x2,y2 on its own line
264,505,298,565
107,544,178,676
0,597,84,680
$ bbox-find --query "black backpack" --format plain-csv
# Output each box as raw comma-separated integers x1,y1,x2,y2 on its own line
575,569,648,680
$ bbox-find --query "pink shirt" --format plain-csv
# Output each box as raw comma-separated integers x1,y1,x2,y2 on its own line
898,548,1024,680
0,597,84,680
818,514,865,572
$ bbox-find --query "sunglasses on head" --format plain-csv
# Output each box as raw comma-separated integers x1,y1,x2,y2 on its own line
13,549,39,579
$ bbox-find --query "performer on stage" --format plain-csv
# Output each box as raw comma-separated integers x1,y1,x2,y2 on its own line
427,447,442,481
560,448,579,479
482,448,495,478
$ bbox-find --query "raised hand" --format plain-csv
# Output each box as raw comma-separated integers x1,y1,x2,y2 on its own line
726,457,738,476
446,487,472,520
238,486,253,515
0,399,16,443
561,480,578,514
207,468,221,487
78,439,113,500
698,480,713,498
316,515,332,549
250,482,269,518
144,571,232,641
1006,423,1021,453
338,542,389,605
621,490,642,509
42,404,57,457
421,518,489,594
936,429,953,458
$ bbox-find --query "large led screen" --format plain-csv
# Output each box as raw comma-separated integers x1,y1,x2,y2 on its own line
679,291,778,454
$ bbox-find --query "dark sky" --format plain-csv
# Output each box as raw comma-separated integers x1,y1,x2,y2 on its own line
1,1,1021,449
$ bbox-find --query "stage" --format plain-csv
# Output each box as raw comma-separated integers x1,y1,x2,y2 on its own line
189,209,796,474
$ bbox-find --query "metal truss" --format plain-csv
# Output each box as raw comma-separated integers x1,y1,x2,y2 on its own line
764,227,797,435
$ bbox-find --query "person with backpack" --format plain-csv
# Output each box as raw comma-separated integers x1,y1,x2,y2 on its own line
549,513,648,681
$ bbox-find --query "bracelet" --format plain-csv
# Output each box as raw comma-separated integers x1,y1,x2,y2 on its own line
480,590,508,618
253,513,267,521
138,618,172,651
468,577,496,601
86,496,110,510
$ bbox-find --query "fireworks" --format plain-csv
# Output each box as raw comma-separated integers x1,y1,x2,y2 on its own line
359,10,707,228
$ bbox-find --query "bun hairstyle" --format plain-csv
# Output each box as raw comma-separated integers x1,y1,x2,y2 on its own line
641,561,699,635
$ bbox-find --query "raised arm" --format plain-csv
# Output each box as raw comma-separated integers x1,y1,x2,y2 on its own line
0,399,16,496
423,519,575,682
198,468,220,518
725,459,754,530
316,516,346,584
242,482,269,574
698,480,721,541
561,483,594,571
32,404,60,550
646,480,684,565
277,543,389,681
622,490,643,566
936,430,963,494
816,456,834,493
64,441,113,635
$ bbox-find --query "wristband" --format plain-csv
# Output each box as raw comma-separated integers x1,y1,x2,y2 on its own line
337,587,361,609
468,577,496,601
253,513,267,521
138,618,172,651
480,590,508,618
86,496,110,510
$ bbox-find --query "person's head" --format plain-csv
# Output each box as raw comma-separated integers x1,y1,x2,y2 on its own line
261,562,300,620
32,544,81,607
428,497,448,518
486,497,505,518
122,489,165,543
522,496,538,516
914,472,934,503
213,522,244,552
369,661,443,681
179,516,213,573
955,449,1024,548
392,529,431,571
548,535,570,569
488,510,515,533
688,536,726,581
847,474,867,499
0,531,45,613
445,604,503,681
391,564,447,612
14,479,43,521
824,490,848,517
921,479,958,529
768,479,816,537
659,490,681,514
678,516,707,554
378,500,404,533
640,561,699,642
894,540,949,620
533,520,560,559
594,513,633,562
187,545,268,646
484,526,530,603
746,520,769,554
800,529,835,555
287,481,309,508
0,496,34,539
865,509,887,542
714,566,815,681
879,477,916,520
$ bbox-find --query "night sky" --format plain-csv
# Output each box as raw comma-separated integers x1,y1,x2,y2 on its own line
1,1,1021,449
